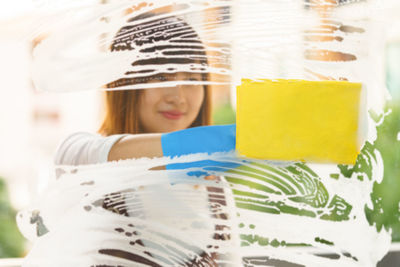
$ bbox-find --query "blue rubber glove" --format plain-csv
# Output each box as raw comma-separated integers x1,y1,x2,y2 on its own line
161,124,236,158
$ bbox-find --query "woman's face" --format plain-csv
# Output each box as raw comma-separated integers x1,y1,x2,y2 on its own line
138,72,205,133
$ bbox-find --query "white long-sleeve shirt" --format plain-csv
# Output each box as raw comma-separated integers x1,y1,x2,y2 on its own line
54,132,128,166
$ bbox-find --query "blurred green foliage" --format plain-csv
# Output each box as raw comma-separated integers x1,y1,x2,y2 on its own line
367,43,400,241
0,178,25,257
365,101,400,242
212,102,236,125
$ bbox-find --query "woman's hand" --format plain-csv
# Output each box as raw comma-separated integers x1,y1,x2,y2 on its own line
161,124,236,157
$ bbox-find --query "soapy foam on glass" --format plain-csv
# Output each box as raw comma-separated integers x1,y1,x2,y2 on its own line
18,0,392,266
18,151,390,266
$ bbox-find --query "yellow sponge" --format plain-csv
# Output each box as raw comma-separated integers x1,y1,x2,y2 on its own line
236,79,363,164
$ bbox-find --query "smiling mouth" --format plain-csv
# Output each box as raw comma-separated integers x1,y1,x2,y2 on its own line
160,111,185,120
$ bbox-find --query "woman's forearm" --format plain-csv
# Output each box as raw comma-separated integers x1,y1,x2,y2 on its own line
107,125,236,162
107,134,163,161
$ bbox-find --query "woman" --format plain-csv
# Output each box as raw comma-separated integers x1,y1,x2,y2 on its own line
51,14,236,266
54,13,235,166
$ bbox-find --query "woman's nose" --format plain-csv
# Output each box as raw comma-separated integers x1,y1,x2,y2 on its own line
164,85,186,105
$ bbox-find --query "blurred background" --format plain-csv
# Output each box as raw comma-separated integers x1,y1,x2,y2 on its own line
0,0,398,265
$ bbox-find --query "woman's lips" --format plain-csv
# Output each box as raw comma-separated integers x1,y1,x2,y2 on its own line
160,111,185,120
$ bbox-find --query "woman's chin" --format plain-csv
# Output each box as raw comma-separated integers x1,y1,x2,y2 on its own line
158,122,191,133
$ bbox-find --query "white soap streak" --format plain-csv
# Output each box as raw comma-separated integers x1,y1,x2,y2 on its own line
30,0,232,92
18,149,390,266
29,0,387,104
230,0,307,85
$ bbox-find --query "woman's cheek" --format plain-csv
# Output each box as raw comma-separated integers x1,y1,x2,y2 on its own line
193,87,205,112
186,87,204,126
143,92,161,119
138,92,162,133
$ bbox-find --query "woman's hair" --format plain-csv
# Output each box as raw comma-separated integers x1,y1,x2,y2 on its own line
99,14,212,136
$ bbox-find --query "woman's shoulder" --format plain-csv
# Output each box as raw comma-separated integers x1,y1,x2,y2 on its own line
53,132,99,166
53,132,128,166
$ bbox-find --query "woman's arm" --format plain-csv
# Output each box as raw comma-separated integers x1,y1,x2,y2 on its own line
54,125,235,165
108,124,236,162
108,133,163,161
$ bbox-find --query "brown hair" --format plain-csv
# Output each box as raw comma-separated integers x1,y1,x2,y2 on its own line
98,14,213,136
